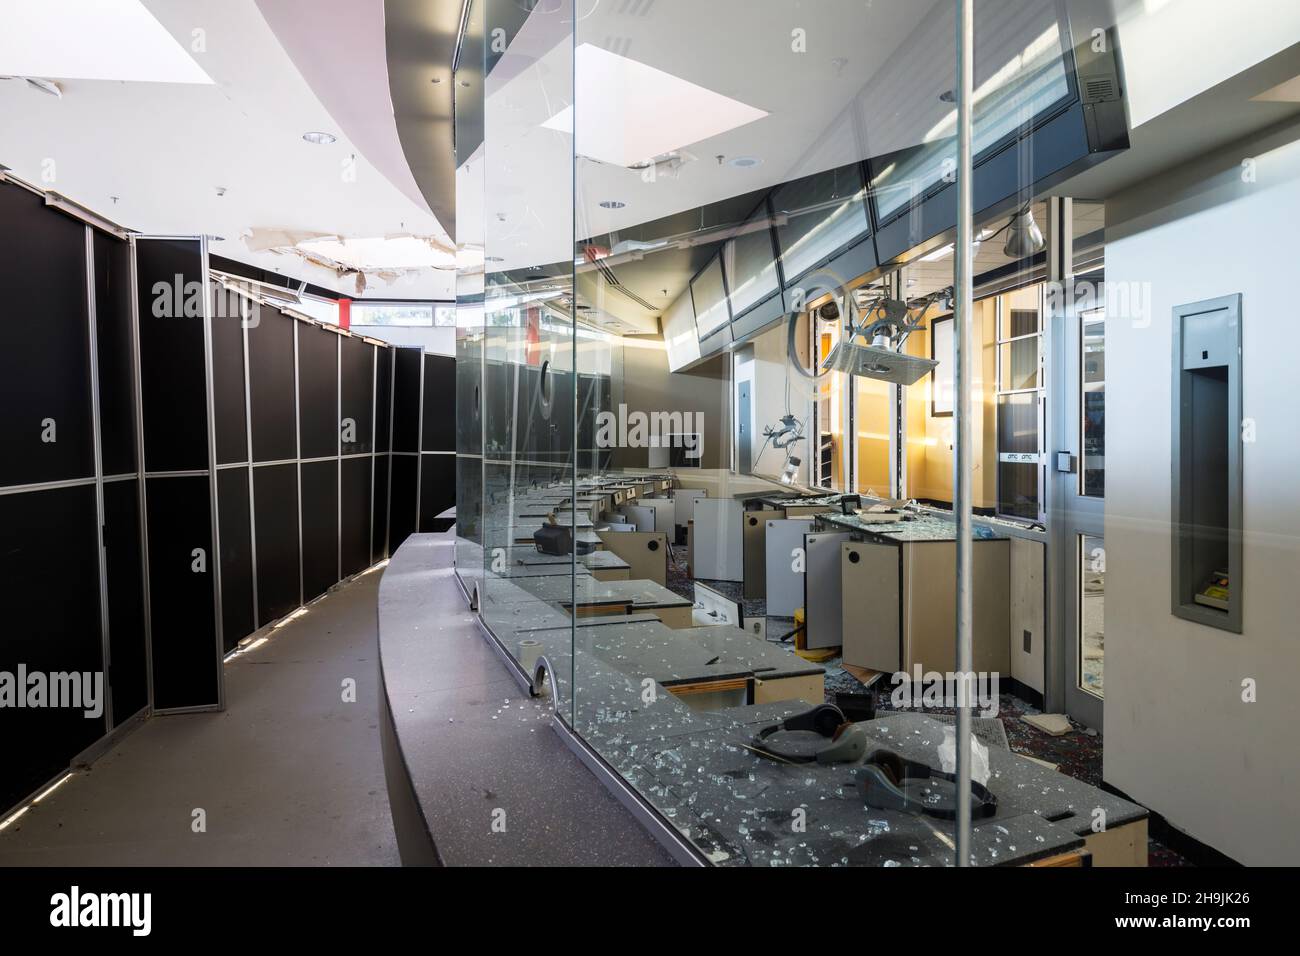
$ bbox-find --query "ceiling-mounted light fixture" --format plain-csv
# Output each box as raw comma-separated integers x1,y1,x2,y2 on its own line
302,131,337,145
728,156,762,169
599,200,626,209
1003,208,1045,258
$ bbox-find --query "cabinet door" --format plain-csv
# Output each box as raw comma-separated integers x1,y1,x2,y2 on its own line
841,541,899,672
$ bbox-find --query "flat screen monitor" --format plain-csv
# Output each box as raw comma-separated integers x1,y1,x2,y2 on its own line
771,165,871,287
690,256,730,339
722,204,781,318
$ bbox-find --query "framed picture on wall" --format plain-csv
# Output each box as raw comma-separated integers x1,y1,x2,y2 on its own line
931,314,954,417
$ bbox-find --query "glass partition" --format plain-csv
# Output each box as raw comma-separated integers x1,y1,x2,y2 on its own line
454,0,1202,869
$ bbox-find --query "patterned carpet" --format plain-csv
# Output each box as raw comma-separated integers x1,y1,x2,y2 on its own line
667,560,1189,866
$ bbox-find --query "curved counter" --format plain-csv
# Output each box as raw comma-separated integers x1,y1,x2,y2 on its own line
376,532,674,866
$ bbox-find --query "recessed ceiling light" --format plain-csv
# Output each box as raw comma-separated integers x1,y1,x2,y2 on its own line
728,156,762,169
599,200,626,209
486,255,504,262
302,131,337,145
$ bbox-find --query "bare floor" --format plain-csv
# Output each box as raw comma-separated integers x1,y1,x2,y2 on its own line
0,570,400,866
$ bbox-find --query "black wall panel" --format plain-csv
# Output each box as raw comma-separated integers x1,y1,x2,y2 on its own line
391,348,422,453
340,457,372,579
421,354,456,452
419,453,456,532
248,309,298,463
0,486,104,810
372,454,390,562
389,454,419,553
93,232,137,477
136,238,209,474
103,478,147,725
374,348,394,453
253,464,300,627
300,460,338,601
298,325,339,460
145,476,219,710
340,336,374,454
211,290,248,466
0,182,94,487
217,468,254,652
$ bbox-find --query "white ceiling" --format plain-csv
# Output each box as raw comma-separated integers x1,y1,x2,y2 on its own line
0,0,213,83
253,0,436,220
0,0,453,298
482,0,946,273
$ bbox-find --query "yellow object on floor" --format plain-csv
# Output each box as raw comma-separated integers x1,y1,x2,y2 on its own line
790,608,838,661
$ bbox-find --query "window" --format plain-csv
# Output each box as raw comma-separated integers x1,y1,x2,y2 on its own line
690,257,730,339
772,165,870,286
871,3,1072,222
995,291,1043,520
812,317,848,491
350,302,454,327
1078,534,1105,698
1080,306,1105,497
722,204,780,318
930,315,954,417
295,294,340,326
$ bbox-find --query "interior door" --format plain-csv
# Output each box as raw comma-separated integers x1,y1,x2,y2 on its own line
1051,277,1106,729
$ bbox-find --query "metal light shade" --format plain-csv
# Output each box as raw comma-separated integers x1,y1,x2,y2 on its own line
1003,209,1045,258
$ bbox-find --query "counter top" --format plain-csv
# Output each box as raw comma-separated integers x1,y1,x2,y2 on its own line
377,534,675,866
818,510,1008,542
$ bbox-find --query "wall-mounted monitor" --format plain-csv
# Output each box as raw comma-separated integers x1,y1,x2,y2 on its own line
868,0,1128,265
771,165,871,288
690,255,730,339
722,202,781,319
871,1,1073,224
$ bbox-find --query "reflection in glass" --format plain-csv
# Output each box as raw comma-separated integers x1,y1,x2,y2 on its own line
1081,308,1105,497
1079,534,1105,698
997,393,1038,519
691,256,730,338
722,204,781,318
771,166,870,286
872,0,1071,220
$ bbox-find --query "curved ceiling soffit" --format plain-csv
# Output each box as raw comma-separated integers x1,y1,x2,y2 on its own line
253,0,448,239
383,0,459,239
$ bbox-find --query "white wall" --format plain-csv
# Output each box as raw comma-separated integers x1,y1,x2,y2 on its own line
1117,0,1300,128
1103,117,1300,864
740,323,812,485
350,324,455,356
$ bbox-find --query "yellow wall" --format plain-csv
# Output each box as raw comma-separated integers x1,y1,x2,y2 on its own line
855,376,892,496
903,297,1002,508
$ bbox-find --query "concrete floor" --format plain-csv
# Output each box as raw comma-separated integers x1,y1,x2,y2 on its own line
0,569,400,866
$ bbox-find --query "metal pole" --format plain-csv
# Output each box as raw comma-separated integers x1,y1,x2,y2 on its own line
953,0,975,866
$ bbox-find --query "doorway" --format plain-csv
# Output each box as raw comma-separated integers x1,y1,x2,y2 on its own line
1051,271,1106,730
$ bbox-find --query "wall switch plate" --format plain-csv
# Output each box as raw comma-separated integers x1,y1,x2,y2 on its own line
751,618,766,641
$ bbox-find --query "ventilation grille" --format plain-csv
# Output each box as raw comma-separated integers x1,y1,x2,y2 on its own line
594,260,658,312
1083,76,1117,103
